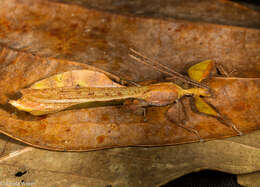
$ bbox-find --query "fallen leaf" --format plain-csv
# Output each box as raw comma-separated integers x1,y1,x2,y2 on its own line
0,0,259,186
58,0,260,28
238,172,260,187
0,0,260,81
1,134,260,186
0,47,258,150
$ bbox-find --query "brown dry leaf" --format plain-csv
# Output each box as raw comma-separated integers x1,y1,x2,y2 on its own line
0,0,259,186
0,46,259,150
55,0,260,28
238,172,260,187
1,134,260,186
0,0,260,81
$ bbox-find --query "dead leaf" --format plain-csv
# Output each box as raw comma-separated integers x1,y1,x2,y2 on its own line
1,134,260,186
0,46,258,150
0,0,259,186
0,0,260,82
238,172,260,187
57,0,260,28
0,0,258,151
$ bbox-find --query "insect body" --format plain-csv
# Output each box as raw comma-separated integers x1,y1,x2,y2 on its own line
9,49,242,138
9,82,209,116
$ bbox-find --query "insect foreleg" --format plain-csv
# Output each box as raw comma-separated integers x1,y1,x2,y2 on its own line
215,63,237,77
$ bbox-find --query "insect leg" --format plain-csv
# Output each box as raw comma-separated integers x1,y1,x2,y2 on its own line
215,66,242,135
215,63,237,77
166,100,203,142
220,91,243,136
143,107,147,122
219,117,243,136
129,48,209,89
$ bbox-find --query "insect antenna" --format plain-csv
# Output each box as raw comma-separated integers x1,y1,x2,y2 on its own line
129,48,209,89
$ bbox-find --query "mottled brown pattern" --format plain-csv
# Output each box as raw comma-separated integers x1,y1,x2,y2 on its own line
0,1,260,187
0,0,259,82
0,0,258,152
0,51,258,150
